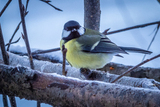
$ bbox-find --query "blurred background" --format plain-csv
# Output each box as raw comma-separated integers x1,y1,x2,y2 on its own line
0,0,160,107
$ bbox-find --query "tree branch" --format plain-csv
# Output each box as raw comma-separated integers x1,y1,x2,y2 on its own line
6,37,21,47
0,24,17,107
0,24,9,107
40,0,63,11
84,0,101,31
31,48,60,55
0,64,160,107
6,2,29,51
6,21,21,51
62,45,67,76
142,24,160,61
100,62,160,82
0,0,12,17
111,54,160,83
18,0,34,69
106,21,160,35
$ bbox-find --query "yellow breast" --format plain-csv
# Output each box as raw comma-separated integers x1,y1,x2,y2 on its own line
60,39,113,69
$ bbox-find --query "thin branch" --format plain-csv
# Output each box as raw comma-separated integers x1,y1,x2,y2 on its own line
111,54,160,83
6,11,28,51
5,37,21,47
147,24,160,49
40,0,63,11
18,1,39,106
6,22,21,51
9,96,17,107
0,24,9,65
0,24,17,107
0,0,12,17
18,0,34,69
37,101,41,107
31,48,60,55
102,28,110,35
62,45,67,76
142,24,160,61
25,0,30,11
6,0,29,51
3,95,9,107
0,24,9,107
106,21,160,35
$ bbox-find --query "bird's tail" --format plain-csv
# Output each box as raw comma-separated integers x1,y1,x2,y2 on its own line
119,46,152,54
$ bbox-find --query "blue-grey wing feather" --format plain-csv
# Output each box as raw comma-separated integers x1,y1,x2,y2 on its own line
90,37,127,54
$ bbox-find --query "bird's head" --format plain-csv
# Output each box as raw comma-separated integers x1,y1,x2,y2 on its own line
62,20,85,42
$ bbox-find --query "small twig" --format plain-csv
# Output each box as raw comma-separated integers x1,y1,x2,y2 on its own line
6,37,21,46
6,22,21,51
14,48,60,57
105,21,160,35
37,101,40,107
40,0,63,11
31,48,60,55
26,0,30,11
62,45,67,76
6,10,28,51
111,54,160,83
102,28,110,35
0,24,9,65
0,0,12,17
142,24,160,61
19,0,34,69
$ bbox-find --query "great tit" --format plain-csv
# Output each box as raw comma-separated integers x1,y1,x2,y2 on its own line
60,20,152,69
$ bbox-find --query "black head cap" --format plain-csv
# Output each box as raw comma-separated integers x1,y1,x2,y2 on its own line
64,20,81,31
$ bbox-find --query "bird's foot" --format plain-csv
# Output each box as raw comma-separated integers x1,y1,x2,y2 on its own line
80,68,93,79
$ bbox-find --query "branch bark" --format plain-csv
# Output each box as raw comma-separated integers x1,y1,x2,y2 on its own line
84,0,101,31
0,64,160,107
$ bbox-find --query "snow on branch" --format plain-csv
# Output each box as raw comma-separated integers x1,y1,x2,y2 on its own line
9,46,160,82
0,50,160,90
101,62,160,82
0,64,160,107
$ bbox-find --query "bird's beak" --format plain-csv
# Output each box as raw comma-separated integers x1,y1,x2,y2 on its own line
71,28,77,32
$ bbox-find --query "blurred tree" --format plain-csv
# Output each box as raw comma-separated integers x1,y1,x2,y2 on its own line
84,0,101,31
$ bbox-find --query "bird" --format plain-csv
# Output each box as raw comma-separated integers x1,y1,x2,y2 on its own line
60,20,152,70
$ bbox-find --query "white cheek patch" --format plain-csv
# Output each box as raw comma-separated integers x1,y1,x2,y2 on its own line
78,27,85,35
62,30,71,38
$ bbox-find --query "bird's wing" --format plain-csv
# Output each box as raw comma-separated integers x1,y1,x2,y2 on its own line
90,37,127,54
77,29,127,54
